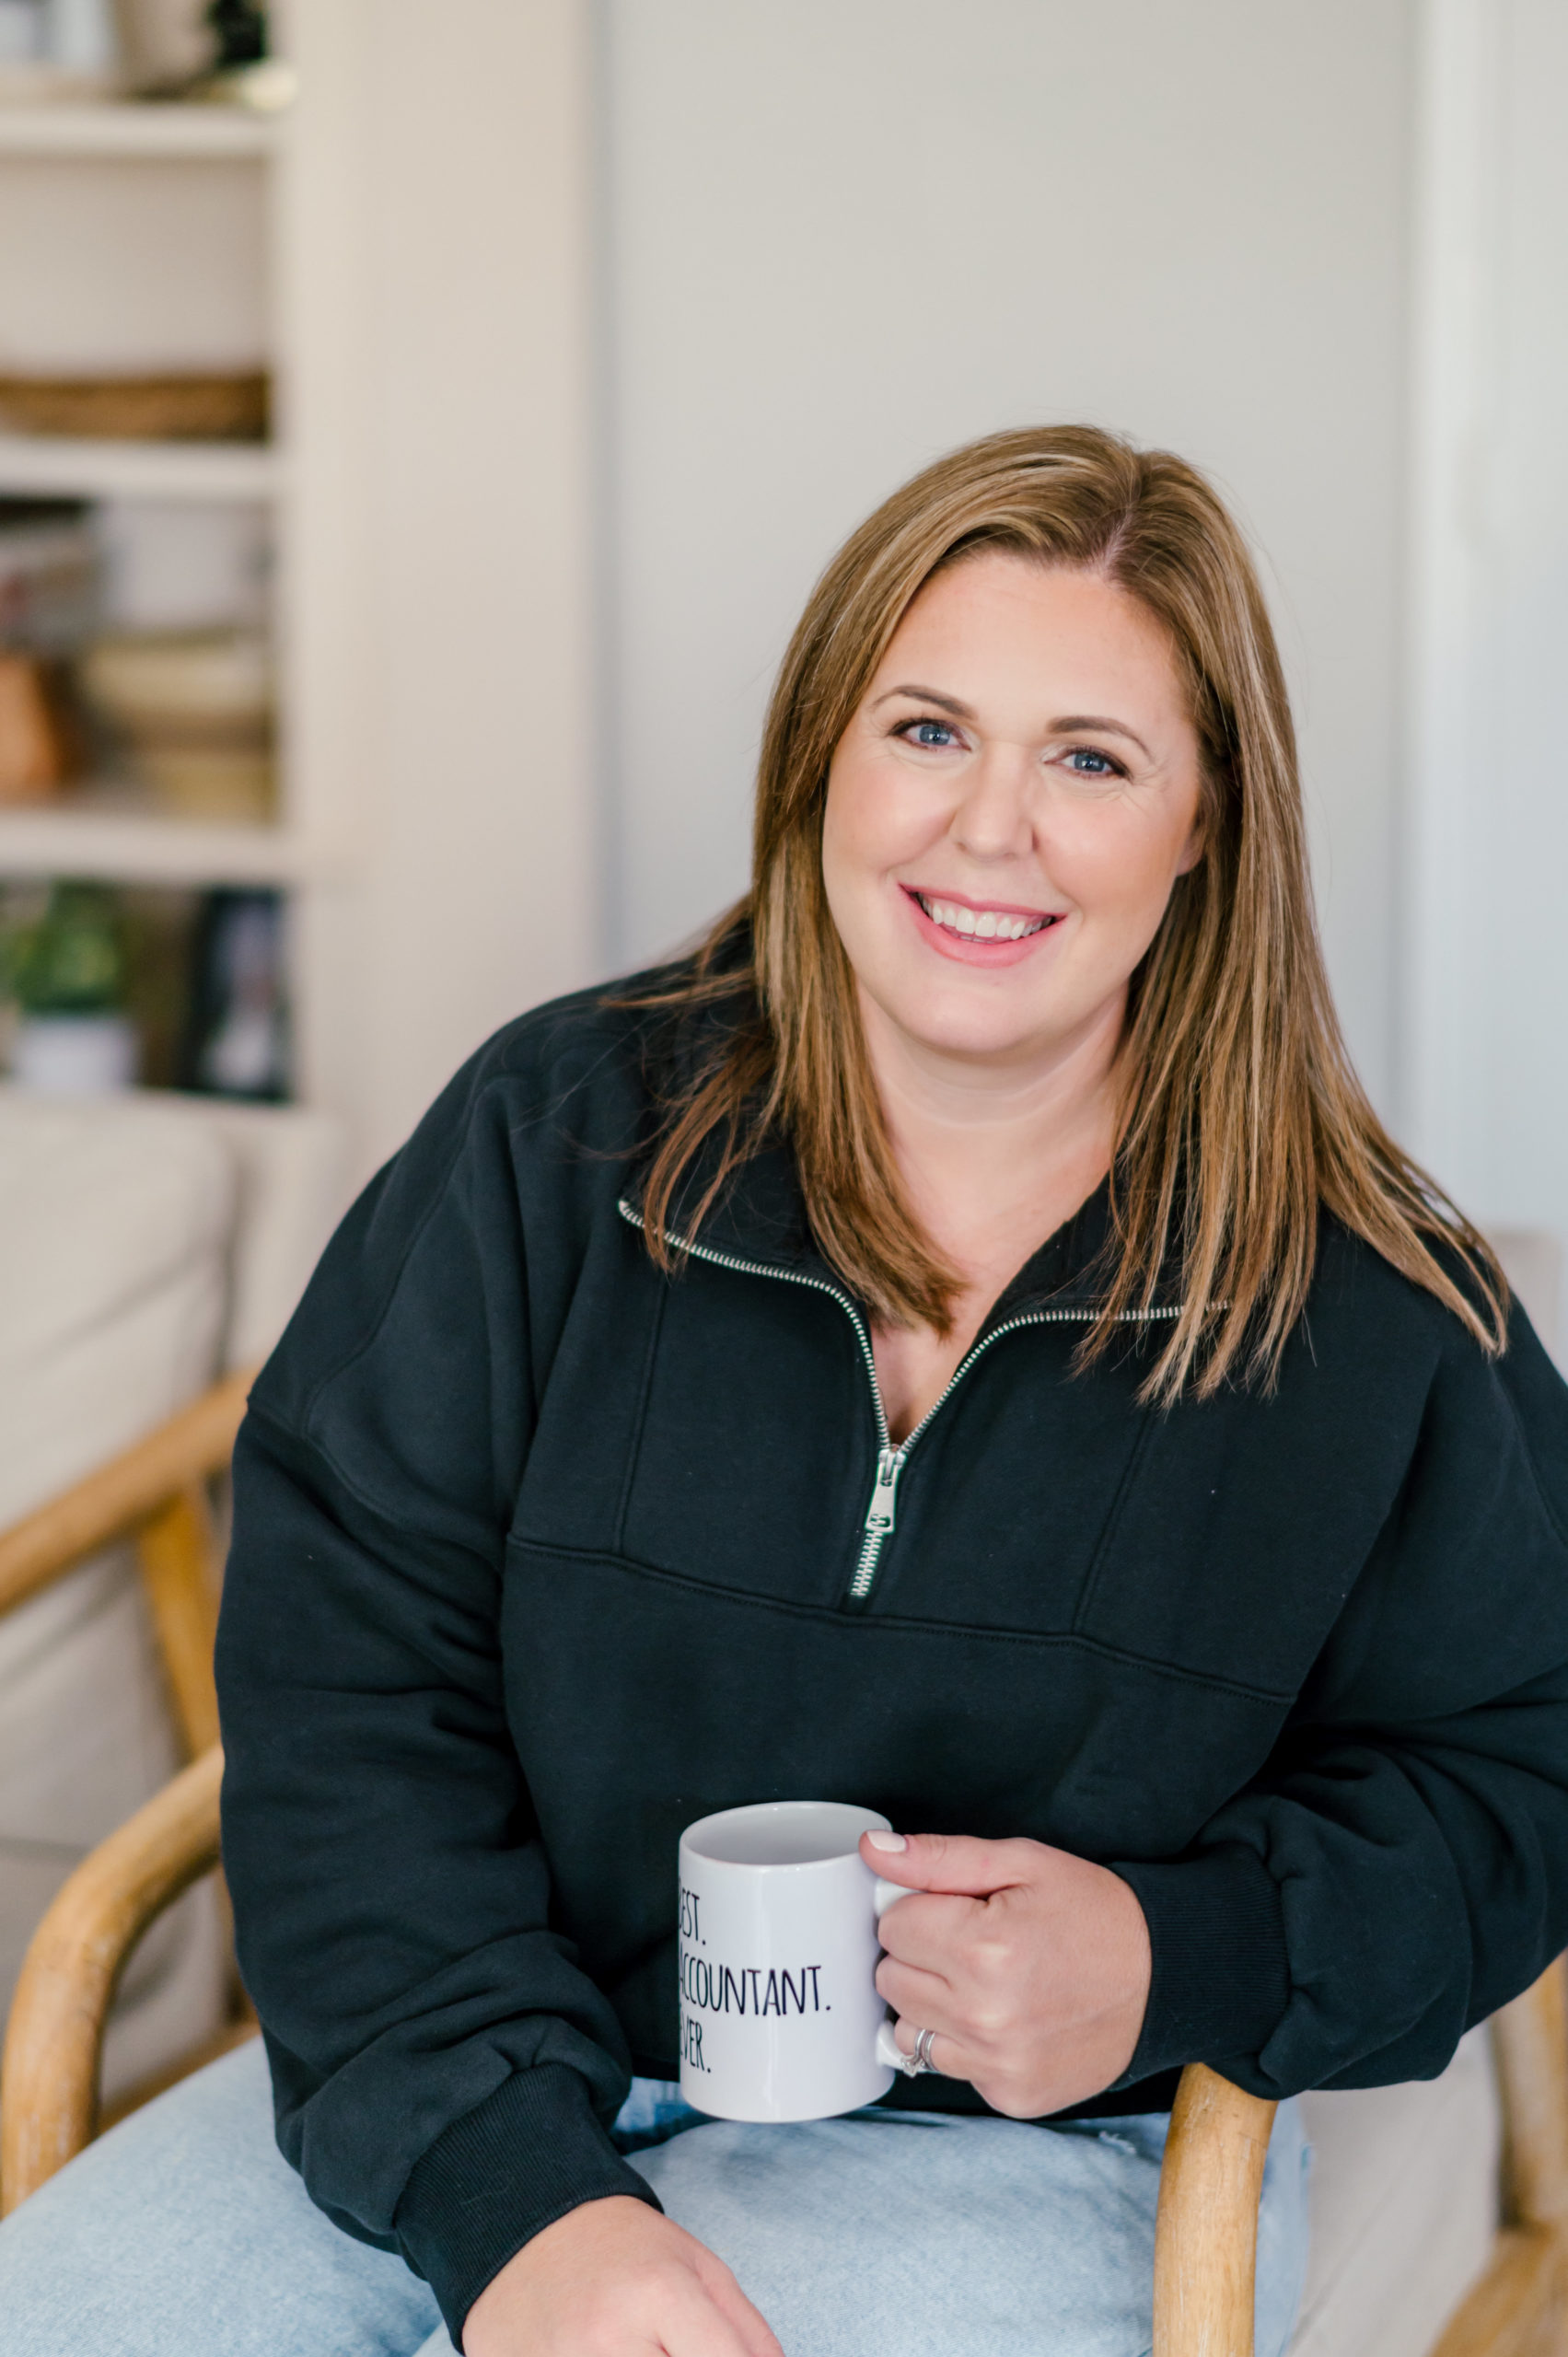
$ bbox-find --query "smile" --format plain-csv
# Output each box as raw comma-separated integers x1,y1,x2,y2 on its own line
908,888,1061,944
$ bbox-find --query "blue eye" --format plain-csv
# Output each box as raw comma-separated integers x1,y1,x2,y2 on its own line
903,719,958,748
1065,748,1119,776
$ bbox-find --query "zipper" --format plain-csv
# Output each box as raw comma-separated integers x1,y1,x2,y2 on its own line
617,1196,1180,1608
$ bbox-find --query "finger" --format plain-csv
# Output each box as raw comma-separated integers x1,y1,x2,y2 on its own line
875,1887,982,1971
862,1828,1045,1897
876,1952,958,2026
692,2251,787,2357
889,2013,974,2084
657,2269,772,2357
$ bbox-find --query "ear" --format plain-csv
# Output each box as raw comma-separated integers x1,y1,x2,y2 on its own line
1175,823,1205,877
1173,789,1207,877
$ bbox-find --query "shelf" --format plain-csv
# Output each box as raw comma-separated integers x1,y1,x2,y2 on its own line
0,807,319,888
0,103,280,159
0,435,281,502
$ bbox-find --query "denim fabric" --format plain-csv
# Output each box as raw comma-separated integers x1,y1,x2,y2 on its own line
0,2040,1308,2357
624,2083,1310,2357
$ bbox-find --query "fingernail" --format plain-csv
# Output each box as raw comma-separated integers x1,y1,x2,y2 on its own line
865,1829,907,1852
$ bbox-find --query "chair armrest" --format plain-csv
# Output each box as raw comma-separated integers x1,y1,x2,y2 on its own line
0,1367,253,1621
1493,1955,1568,2234
1153,2061,1279,2357
0,1746,225,2216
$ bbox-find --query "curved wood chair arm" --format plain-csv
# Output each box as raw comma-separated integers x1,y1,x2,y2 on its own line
1154,2061,1279,2357
1493,1955,1568,2234
1428,1956,1568,2357
0,1746,225,2217
0,1367,253,1623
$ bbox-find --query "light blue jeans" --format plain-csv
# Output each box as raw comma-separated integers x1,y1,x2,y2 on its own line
0,2039,1309,2355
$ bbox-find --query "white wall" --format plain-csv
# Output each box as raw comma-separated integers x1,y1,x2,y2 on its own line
598,0,1414,1109
1405,0,1568,1249
281,0,598,1179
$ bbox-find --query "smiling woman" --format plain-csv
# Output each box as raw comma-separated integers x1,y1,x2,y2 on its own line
819,557,1208,1431
637,426,1503,1411
9,427,1568,2357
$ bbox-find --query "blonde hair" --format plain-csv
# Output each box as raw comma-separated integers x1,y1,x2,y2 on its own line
633,424,1504,1400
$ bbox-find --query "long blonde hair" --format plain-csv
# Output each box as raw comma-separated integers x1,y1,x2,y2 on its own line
633,424,1504,1401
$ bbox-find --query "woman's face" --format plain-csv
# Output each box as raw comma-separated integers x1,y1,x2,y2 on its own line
822,552,1205,1074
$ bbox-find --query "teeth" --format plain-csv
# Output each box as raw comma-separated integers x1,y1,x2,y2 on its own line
917,893,1050,943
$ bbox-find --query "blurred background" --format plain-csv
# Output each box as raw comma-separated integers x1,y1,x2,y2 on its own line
0,0,1562,1237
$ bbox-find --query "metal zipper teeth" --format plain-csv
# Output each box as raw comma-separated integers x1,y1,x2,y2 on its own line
617,1196,1181,1605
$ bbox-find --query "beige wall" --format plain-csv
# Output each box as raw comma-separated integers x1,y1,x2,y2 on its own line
1405,0,1568,1250
598,0,1414,1110
279,0,598,1179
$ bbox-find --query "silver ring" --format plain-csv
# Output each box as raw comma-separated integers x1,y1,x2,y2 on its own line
900,2025,939,2076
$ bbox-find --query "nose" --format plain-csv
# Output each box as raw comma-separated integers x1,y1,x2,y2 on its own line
949,741,1036,863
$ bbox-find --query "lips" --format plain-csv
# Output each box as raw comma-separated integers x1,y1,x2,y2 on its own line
903,886,1063,949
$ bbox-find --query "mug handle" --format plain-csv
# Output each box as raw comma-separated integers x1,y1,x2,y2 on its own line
872,1879,908,2073
875,2018,906,2072
872,1876,907,1922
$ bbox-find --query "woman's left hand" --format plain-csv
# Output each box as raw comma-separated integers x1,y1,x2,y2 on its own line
860,1830,1152,2118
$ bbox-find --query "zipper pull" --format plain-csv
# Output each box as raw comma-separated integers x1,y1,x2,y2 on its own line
864,1447,904,1537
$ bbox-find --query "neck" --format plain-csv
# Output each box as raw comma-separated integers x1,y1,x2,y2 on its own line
857,986,1124,1299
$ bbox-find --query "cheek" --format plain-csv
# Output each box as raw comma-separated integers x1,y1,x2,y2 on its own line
1049,800,1193,933
823,754,945,887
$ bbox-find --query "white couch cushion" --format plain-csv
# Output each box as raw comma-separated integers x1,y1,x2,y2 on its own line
0,1097,237,2096
0,1084,347,1375
1288,2029,1501,2357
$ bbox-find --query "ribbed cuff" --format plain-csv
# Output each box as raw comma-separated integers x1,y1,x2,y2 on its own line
394,2063,662,2348
1112,1844,1290,2083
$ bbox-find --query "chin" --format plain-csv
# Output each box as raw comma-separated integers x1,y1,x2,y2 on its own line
885,990,1056,1063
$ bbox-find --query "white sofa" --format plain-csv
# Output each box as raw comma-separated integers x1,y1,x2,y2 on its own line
0,1087,343,2102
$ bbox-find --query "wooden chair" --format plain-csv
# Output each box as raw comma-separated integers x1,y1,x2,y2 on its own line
1153,1969,1568,2354
0,1370,257,2209
3,1380,1567,2355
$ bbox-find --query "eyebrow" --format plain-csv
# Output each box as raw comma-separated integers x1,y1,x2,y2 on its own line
1052,713,1153,760
874,686,1153,761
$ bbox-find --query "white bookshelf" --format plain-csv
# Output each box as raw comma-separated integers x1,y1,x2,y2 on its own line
0,103,280,159
0,88,296,1082
0,434,281,502
0,807,326,888
0,4,599,1185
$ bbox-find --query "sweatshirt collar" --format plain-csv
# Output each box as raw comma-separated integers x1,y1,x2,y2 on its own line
621,1132,1131,1319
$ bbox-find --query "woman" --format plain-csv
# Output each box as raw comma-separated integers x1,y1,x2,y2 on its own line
4,425,1567,2357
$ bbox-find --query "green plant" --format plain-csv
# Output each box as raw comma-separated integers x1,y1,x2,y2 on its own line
7,882,127,1016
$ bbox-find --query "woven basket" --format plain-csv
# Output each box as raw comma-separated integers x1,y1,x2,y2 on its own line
0,370,270,443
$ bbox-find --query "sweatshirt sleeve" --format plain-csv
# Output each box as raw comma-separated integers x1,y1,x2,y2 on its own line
1115,1299,1568,2100
215,1057,659,2349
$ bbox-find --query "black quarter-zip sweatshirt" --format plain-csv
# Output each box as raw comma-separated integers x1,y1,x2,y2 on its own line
216,969,1568,2345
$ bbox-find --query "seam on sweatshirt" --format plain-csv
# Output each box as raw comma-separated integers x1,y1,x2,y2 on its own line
289,1034,635,1438
611,1281,668,1558
243,1398,505,1601
1071,1409,1159,1638
504,1536,1296,1704
291,1082,500,1435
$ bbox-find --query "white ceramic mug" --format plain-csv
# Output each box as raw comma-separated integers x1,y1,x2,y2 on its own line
677,1799,907,2121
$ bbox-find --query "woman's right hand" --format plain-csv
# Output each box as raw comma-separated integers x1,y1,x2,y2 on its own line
463,2194,785,2356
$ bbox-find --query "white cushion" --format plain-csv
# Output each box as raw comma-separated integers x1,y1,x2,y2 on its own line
0,1098,237,2095
0,1098,234,1520
0,1085,347,1374
1288,2028,1501,2357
